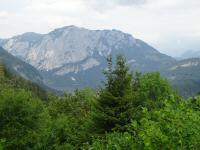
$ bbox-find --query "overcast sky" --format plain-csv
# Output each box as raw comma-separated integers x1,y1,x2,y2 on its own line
0,0,200,56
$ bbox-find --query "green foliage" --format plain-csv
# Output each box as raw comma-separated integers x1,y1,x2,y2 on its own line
104,55,132,97
47,88,95,149
92,55,134,133
0,64,5,78
45,115,76,150
88,132,136,150
131,72,177,121
0,88,50,150
0,67,48,100
133,72,174,108
1,55,200,149
0,139,5,150
139,73,173,101
130,99,200,149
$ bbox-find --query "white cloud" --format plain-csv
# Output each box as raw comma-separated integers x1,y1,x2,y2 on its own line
0,0,200,56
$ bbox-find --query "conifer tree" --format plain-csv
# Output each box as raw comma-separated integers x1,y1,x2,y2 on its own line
92,55,133,133
0,63,5,78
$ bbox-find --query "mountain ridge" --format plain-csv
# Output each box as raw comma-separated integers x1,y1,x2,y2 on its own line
0,25,199,96
0,25,175,72
0,46,43,83
178,50,200,60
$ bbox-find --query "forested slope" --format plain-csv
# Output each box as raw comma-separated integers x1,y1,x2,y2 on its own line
0,56,200,149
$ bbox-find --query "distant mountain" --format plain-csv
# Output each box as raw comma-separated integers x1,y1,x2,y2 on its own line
0,26,175,89
178,50,200,60
0,26,200,97
165,58,200,97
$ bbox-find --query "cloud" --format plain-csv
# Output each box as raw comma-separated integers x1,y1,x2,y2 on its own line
88,0,147,6
116,0,146,5
0,11,9,19
0,0,200,56
85,0,147,12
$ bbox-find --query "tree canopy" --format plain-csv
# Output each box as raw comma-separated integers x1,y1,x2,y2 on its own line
0,55,200,149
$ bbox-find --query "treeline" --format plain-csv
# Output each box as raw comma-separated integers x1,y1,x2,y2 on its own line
0,64,48,100
0,56,200,150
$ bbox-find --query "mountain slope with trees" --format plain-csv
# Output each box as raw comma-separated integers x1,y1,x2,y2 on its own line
0,46,43,85
0,46,59,95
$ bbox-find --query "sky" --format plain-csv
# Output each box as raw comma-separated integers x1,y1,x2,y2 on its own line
0,0,200,57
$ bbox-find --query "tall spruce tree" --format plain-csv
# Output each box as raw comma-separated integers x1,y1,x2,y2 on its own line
92,55,133,133
0,62,5,78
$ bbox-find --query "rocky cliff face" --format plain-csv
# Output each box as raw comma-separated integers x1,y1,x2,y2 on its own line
0,26,175,74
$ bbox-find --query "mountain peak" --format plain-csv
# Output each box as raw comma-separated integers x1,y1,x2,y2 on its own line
12,32,43,43
61,25,81,30
51,25,131,36
51,25,86,33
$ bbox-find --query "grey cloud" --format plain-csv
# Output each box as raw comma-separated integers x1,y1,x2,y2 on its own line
114,0,147,6
86,0,147,11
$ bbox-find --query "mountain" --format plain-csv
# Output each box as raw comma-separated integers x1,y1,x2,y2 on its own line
178,50,200,60
165,58,200,97
0,26,200,97
0,46,62,95
0,47,48,100
0,26,176,90
0,46,44,84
